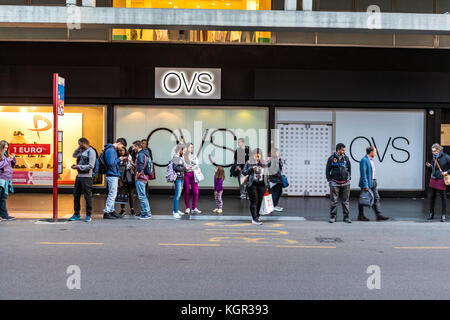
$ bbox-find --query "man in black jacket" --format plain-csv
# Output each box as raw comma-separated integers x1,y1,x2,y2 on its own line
233,138,251,199
326,143,352,223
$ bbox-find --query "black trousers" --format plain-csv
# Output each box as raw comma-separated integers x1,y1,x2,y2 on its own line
247,181,266,220
120,182,135,210
0,187,9,218
271,183,283,207
73,176,93,216
430,188,447,215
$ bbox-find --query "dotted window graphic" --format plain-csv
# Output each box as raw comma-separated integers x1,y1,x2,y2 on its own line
278,124,332,196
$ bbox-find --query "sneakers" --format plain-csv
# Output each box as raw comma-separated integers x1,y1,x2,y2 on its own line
103,212,117,219
441,215,446,222
252,219,263,225
217,209,223,214
358,215,370,222
344,217,352,224
212,208,218,213
138,214,152,220
84,216,92,223
240,194,246,200
111,212,123,219
274,206,284,212
173,211,181,219
376,214,389,221
119,209,126,216
191,208,202,214
177,210,184,216
129,209,136,216
185,208,191,215
2,216,16,221
68,214,81,221
328,216,337,223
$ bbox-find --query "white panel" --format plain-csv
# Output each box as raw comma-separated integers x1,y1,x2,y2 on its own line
335,110,424,190
306,125,332,196
277,110,333,123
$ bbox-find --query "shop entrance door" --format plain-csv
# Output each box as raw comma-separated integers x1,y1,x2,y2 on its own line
277,123,332,196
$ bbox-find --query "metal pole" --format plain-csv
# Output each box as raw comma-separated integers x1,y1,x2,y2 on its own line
53,73,58,222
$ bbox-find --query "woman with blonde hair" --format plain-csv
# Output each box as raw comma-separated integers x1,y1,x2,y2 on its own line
0,140,16,221
425,143,450,222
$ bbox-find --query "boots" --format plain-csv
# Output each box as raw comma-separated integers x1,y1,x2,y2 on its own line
441,215,446,222
376,213,389,221
427,212,434,220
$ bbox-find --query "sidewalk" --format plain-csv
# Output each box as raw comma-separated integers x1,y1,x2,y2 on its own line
6,193,432,221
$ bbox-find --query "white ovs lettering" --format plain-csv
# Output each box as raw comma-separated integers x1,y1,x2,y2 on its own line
162,71,214,96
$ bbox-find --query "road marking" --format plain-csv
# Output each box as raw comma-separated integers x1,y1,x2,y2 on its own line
205,229,289,236
204,222,285,228
277,245,337,249
39,242,104,245
395,246,450,250
158,243,221,247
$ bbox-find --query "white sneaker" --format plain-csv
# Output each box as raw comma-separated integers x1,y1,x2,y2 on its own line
177,210,184,216
217,209,223,214
274,206,284,212
185,208,191,214
192,208,202,214
252,219,263,225
173,211,181,219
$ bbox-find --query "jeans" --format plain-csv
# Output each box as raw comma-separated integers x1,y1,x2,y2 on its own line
0,187,8,218
247,181,266,220
135,180,151,216
238,171,247,197
430,188,447,216
173,179,184,213
73,176,93,216
271,183,283,207
329,183,350,218
358,179,382,216
183,171,199,209
104,176,119,213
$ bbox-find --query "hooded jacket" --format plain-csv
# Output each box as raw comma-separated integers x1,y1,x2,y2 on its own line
104,144,121,177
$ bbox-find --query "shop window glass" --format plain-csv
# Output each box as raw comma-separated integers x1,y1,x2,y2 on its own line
395,0,434,13
112,0,271,43
358,0,391,12
0,105,105,187
439,0,450,13
317,0,354,11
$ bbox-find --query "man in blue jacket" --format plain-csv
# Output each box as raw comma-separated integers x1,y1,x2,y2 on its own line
358,146,389,221
103,138,127,219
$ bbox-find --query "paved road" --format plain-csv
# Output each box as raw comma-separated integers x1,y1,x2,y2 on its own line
1,219,450,300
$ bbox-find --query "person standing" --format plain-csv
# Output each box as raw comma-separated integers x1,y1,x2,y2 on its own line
134,141,152,220
117,147,133,216
0,140,16,222
268,148,284,212
326,143,352,224
141,139,153,197
183,142,201,214
213,166,225,214
234,138,251,200
242,148,268,225
358,146,389,222
172,143,186,219
426,143,450,222
69,137,96,222
103,138,127,219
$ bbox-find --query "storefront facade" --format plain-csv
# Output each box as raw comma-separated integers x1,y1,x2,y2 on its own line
0,41,447,196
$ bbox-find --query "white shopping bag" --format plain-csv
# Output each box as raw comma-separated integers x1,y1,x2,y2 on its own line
259,191,274,215
193,168,205,182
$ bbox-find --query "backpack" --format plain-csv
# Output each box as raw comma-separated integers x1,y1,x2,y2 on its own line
143,155,153,176
97,149,108,175
165,161,178,183
91,148,100,177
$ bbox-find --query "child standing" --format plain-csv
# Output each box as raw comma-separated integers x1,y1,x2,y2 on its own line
213,166,225,214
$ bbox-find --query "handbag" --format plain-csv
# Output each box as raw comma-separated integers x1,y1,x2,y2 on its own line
359,189,374,207
115,187,129,205
434,159,450,186
193,167,205,182
281,174,289,188
259,190,274,215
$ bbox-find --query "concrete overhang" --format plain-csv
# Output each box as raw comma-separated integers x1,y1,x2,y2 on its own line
0,5,449,34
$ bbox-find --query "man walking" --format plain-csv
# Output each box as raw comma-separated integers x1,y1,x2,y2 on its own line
326,143,352,223
233,138,251,199
103,138,127,219
358,146,389,221
69,138,96,222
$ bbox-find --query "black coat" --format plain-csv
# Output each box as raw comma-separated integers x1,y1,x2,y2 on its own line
429,152,450,179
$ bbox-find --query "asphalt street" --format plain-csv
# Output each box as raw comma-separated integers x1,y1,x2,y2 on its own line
1,219,450,300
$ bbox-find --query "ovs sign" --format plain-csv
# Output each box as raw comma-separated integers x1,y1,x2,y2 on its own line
155,68,221,99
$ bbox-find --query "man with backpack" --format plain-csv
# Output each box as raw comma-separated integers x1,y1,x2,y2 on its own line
69,137,97,222
133,141,152,219
101,138,127,219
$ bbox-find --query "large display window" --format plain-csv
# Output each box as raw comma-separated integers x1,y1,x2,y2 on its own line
112,0,271,43
0,105,105,187
115,106,268,188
